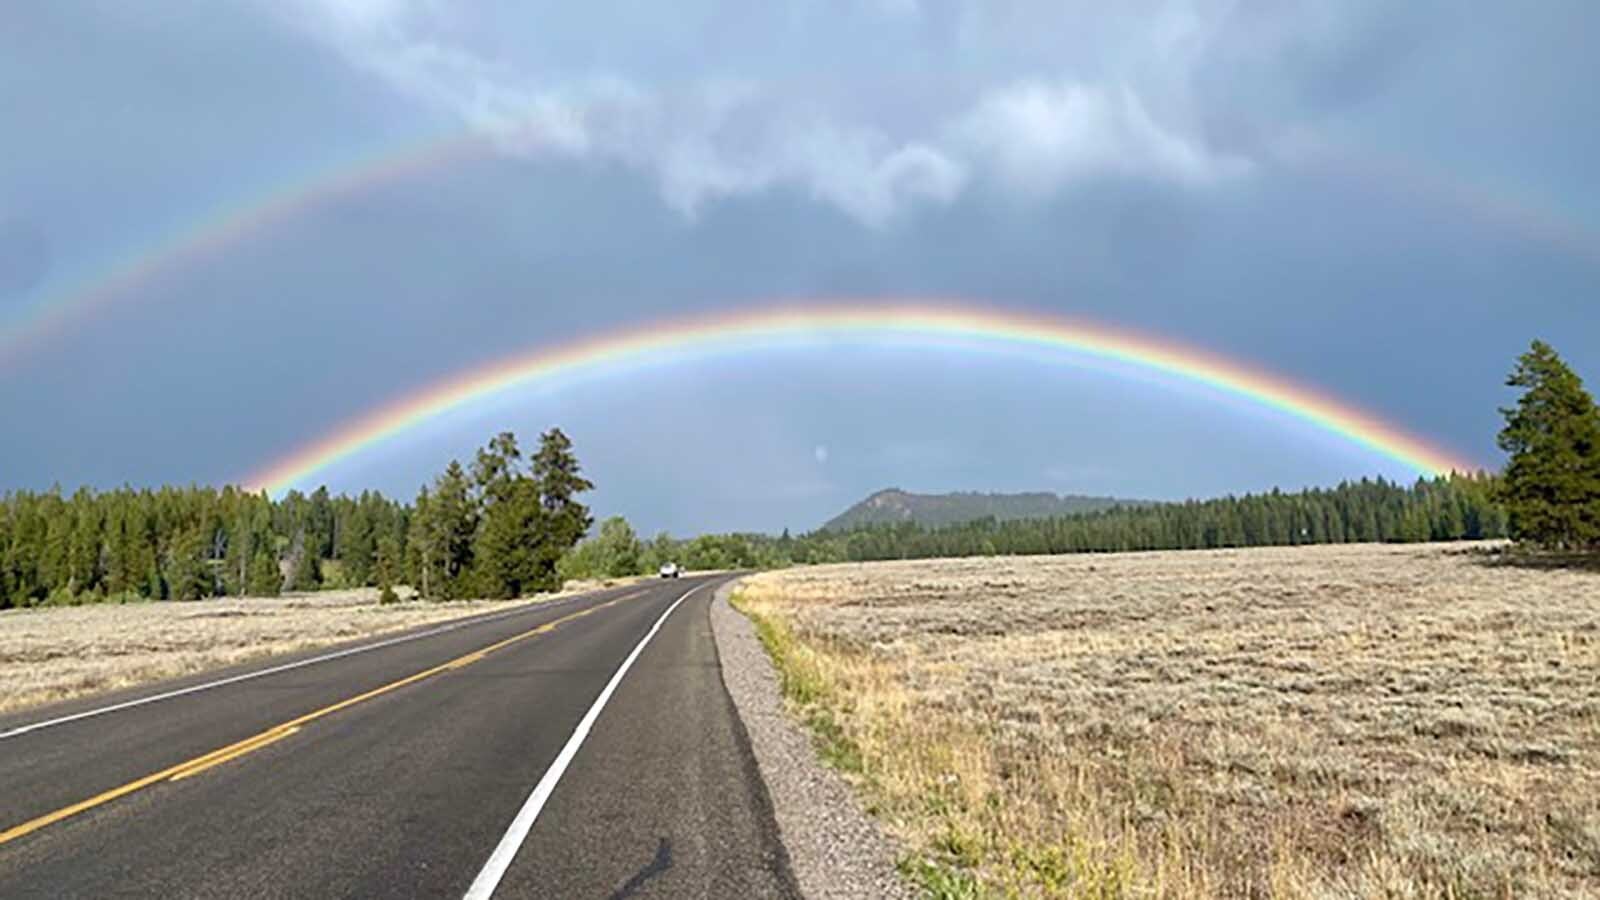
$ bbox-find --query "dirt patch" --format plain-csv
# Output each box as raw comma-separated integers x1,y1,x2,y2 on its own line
738,542,1600,898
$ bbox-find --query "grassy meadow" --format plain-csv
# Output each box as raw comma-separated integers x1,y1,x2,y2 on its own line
736,543,1600,898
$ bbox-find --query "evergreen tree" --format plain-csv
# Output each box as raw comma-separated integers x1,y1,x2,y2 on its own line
247,549,282,596
529,428,593,591
407,486,442,600
431,461,480,599
166,528,213,601
472,432,523,504
1498,340,1600,550
374,532,403,594
476,479,544,598
472,432,540,598
336,495,376,587
307,486,335,560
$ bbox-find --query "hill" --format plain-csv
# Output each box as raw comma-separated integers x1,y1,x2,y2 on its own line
822,488,1142,531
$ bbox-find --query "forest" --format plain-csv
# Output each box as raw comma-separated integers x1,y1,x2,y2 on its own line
554,473,1509,579
0,469,1508,610
0,429,591,609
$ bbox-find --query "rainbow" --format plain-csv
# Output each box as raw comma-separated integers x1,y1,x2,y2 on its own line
242,304,1478,494
5,122,1599,367
0,129,493,365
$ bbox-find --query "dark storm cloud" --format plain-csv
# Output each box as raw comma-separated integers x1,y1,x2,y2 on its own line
2,1,1597,533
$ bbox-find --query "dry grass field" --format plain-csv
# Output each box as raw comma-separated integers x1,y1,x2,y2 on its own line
736,543,1600,899
0,578,640,716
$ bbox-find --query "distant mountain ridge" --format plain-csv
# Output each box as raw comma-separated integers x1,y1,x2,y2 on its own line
822,488,1145,531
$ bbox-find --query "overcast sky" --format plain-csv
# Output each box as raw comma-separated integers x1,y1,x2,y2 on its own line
2,1,1597,534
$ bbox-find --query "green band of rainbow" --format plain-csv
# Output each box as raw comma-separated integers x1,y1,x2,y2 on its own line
242,304,1479,494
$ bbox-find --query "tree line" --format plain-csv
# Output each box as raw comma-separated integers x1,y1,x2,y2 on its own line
800,473,1506,563
4,340,1593,609
0,429,590,609
556,473,1508,578
572,339,1588,566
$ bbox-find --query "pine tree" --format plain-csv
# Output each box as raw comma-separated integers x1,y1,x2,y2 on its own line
336,497,376,587
472,432,540,598
166,528,213,602
407,486,440,600
477,479,544,598
472,432,523,505
431,461,480,599
374,532,402,592
529,428,594,591
247,549,282,596
1498,340,1600,550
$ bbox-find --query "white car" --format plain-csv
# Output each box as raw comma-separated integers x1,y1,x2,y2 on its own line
658,562,680,579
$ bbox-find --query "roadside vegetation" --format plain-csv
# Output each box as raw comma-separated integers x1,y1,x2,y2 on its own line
735,340,1600,898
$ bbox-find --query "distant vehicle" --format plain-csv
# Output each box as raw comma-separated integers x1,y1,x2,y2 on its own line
659,562,680,579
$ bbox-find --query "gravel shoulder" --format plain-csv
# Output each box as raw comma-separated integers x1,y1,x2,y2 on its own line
710,579,914,900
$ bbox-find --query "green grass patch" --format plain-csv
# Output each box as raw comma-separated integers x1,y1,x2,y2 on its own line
899,856,985,899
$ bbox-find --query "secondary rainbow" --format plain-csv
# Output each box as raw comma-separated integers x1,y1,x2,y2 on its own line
6,122,1599,368
0,129,493,364
242,304,1477,494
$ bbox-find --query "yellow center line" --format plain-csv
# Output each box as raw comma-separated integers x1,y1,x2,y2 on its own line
0,588,651,847
169,727,302,783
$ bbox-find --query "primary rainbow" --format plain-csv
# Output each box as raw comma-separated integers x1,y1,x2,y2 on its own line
242,303,1477,494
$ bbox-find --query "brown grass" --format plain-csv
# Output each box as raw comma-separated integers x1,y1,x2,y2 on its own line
0,578,641,716
736,543,1600,899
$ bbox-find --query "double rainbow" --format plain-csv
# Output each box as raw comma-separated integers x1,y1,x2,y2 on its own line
242,304,1478,495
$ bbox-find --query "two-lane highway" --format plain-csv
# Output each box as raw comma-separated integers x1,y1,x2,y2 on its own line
0,575,800,898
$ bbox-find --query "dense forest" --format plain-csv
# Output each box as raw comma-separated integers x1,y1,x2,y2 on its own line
0,429,591,609
555,473,1508,577
2,469,1507,610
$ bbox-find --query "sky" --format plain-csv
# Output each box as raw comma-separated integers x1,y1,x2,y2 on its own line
2,1,1597,535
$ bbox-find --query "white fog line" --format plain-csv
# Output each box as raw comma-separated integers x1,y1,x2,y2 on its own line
0,591,608,741
462,584,701,900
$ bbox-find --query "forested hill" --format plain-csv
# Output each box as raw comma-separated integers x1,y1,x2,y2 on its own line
556,474,1510,578
822,488,1143,531
811,475,1506,562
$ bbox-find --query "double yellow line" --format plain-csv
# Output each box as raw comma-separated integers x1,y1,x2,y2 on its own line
0,589,645,847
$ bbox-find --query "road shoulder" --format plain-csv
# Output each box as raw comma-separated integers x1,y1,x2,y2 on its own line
710,580,913,900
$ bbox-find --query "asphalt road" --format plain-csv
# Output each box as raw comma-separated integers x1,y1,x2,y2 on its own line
0,575,800,899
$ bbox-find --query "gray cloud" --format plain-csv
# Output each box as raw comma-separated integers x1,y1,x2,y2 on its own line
274,0,1258,225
